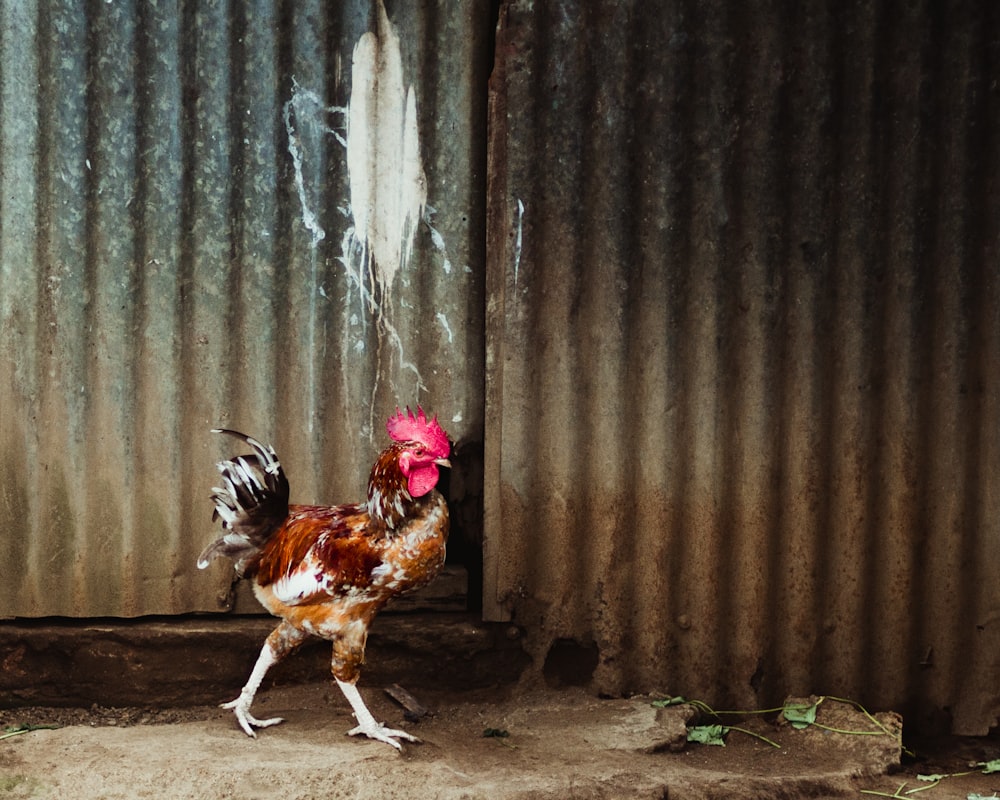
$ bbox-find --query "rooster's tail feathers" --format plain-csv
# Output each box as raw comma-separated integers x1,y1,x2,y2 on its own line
197,429,290,572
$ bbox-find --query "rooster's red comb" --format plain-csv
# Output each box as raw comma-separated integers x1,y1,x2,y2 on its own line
386,406,450,458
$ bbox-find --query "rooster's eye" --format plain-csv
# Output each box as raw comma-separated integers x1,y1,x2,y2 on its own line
414,447,424,456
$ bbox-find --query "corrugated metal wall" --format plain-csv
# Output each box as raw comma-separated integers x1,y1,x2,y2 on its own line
0,1,490,616
484,0,1000,735
3,0,999,737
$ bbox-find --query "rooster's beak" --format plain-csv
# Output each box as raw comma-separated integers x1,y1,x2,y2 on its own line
435,457,452,469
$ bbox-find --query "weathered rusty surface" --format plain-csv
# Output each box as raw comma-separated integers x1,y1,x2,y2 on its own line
3,0,1000,740
0,2,488,616
484,0,1000,735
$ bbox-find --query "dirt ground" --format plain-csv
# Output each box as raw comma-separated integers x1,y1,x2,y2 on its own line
2,682,998,800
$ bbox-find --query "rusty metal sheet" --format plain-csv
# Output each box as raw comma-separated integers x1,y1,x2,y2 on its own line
484,0,1000,735
0,1,488,616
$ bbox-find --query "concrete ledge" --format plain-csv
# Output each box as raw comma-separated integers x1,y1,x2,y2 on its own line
0,612,529,708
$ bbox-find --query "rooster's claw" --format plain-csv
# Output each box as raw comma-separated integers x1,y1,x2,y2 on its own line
221,695,284,738
347,722,420,750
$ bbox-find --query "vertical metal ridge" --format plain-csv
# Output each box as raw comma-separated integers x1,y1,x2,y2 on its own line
0,2,39,613
814,0,877,702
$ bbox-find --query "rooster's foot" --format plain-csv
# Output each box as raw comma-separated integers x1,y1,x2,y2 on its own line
221,695,285,738
347,721,420,750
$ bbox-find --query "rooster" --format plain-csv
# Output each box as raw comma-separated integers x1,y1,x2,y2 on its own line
197,407,451,749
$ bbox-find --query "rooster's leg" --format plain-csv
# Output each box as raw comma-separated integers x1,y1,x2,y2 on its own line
223,621,308,738
336,678,420,750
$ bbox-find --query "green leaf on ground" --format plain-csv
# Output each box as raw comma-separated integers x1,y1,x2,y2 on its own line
686,725,727,746
782,701,818,729
651,696,688,708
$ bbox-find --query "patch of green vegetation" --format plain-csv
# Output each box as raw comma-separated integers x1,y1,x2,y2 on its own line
860,760,1000,797
652,694,898,750
0,724,60,742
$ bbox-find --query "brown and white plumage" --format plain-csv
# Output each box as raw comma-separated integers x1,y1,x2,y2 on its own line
198,408,451,749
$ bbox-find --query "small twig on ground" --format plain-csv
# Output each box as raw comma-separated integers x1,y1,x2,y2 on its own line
383,683,431,721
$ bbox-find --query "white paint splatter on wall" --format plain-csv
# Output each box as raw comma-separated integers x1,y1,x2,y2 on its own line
346,0,427,294
281,0,457,438
513,198,525,291
283,87,337,249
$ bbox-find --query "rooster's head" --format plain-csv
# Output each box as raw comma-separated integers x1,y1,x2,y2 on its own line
368,407,451,527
